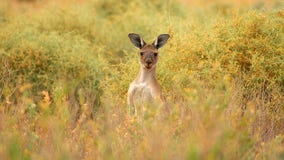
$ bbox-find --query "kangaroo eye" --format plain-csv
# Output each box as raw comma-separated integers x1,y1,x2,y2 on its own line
154,53,158,57
140,52,144,56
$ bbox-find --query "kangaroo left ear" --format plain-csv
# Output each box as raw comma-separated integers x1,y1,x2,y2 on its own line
128,33,146,49
153,34,170,49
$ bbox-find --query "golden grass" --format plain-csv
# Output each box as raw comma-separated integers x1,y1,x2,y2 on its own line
0,0,284,159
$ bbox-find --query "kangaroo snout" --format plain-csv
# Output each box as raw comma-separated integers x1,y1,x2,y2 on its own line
146,60,152,65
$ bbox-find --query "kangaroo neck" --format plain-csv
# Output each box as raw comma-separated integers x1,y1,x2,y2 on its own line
137,65,157,83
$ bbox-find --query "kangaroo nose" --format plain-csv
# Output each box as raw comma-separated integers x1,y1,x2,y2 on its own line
146,61,152,65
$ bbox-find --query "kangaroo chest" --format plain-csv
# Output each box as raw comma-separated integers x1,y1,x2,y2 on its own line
128,82,156,105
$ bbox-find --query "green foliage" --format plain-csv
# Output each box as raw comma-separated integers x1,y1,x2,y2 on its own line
0,14,105,107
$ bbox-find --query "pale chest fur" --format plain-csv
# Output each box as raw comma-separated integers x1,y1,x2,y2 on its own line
128,82,157,106
128,82,154,105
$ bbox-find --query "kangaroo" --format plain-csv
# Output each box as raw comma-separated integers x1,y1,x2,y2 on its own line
127,33,170,117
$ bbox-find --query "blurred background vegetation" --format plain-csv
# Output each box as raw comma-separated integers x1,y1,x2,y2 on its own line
0,0,283,159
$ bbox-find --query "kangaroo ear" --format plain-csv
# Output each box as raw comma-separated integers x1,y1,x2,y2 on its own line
153,34,170,49
128,33,146,49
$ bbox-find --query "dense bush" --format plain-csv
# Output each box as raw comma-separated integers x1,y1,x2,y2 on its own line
0,17,105,115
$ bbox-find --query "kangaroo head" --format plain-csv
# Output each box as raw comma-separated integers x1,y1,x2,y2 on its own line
128,33,170,70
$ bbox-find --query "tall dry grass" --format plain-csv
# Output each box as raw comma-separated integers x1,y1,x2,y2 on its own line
0,0,283,159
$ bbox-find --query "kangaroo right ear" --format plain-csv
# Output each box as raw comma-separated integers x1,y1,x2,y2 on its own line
153,34,170,49
128,33,146,49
